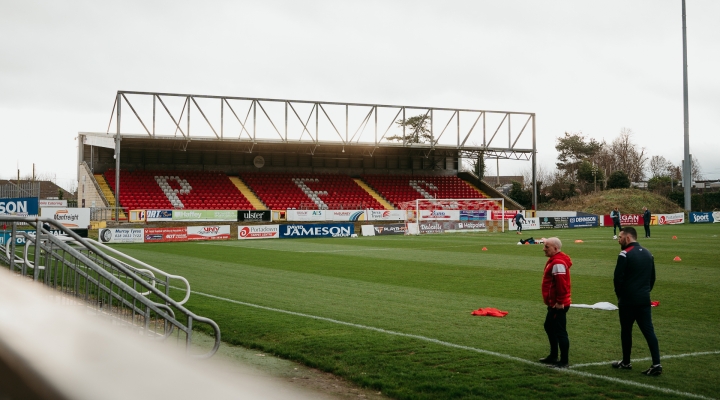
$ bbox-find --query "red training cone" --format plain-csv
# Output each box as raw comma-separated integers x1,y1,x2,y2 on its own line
673,256,681,262
672,236,677,239
482,247,488,251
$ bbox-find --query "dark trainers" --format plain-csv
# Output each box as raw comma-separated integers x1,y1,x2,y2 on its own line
612,360,632,370
539,356,558,364
548,361,569,369
642,364,662,376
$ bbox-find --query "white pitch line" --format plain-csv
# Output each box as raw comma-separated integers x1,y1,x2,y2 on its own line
570,350,720,369
192,290,716,400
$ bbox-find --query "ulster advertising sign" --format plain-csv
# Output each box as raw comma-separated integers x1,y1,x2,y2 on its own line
237,210,272,222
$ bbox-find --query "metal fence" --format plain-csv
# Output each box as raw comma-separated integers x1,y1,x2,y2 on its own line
0,182,40,199
0,216,220,358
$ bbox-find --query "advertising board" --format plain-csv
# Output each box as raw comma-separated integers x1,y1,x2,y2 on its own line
286,210,326,221
238,225,280,239
418,210,460,220
366,210,407,221
418,221,444,234
489,210,520,220
40,208,91,229
279,223,354,238
146,210,173,222
328,210,366,221
39,200,67,207
714,212,720,223
171,210,237,222
144,227,187,242
539,217,569,229
603,214,645,226
99,228,144,243
0,197,39,216
689,212,713,224
460,210,487,221
443,221,487,233
568,215,599,228
657,213,685,225
509,217,540,230
237,210,272,222
187,225,231,240
373,223,407,235
0,230,67,246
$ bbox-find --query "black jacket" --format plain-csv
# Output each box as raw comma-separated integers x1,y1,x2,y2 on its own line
614,241,656,306
643,209,651,225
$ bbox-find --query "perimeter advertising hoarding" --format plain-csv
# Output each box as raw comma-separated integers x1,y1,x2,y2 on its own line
286,210,326,221
187,225,231,240
279,223,354,238
715,212,720,223
568,215,599,228
689,212,713,224
509,217,541,230
460,210,487,221
489,210,521,220
366,210,407,221
171,210,237,222
418,210,460,220
238,225,280,239
328,210,366,221
539,217,569,229
418,221,444,234
39,200,67,207
0,230,67,246
444,221,487,233
99,228,144,243
0,197,39,216
373,223,407,235
146,210,173,222
237,210,272,222
656,213,684,225
40,208,91,229
603,214,644,226
144,227,187,242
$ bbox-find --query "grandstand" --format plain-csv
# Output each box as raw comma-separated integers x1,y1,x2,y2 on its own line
77,92,536,218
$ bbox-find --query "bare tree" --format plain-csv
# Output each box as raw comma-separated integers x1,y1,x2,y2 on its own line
609,128,647,182
648,155,675,178
680,155,703,182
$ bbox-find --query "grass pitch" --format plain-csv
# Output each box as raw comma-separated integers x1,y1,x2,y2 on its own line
115,224,720,399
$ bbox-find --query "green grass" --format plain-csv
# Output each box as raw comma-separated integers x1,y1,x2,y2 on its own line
114,224,720,399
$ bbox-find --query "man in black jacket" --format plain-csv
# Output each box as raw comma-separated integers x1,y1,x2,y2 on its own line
642,207,651,238
612,227,662,376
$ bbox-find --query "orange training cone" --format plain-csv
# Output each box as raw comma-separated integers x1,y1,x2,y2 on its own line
482,247,488,251
524,242,530,245
673,256,681,262
672,236,677,239
574,240,583,243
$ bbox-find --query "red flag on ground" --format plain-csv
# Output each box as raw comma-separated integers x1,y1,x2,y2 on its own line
471,308,508,317
651,301,660,307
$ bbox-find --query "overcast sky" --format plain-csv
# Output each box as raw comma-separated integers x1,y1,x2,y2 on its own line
1,0,718,190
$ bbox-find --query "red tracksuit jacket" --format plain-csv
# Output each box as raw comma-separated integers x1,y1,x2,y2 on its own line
542,251,572,307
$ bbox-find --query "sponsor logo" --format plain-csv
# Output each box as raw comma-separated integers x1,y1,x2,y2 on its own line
100,229,112,242
621,214,639,224
238,225,279,239
0,200,28,214
282,225,352,237
146,234,163,240
147,210,172,219
572,216,596,223
458,222,485,229
690,213,711,223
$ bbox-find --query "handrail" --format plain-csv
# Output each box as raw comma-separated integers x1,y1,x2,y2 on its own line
86,239,192,305
82,161,110,207
0,216,220,358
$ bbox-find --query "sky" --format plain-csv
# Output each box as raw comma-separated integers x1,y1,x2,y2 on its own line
1,0,719,191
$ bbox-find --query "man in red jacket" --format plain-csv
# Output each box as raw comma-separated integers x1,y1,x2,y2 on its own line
539,237,572,368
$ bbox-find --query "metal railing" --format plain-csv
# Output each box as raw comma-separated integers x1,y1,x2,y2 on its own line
0,181,40,199
0,216,220,358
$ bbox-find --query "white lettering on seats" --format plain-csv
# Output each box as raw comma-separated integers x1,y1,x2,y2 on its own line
409,180,438,199
155,176,192,208
293,178,328,209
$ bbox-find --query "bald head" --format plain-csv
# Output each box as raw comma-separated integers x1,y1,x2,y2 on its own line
542,237,562,257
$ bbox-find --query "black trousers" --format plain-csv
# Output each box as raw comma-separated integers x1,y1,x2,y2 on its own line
544,306,569,362
619,304,661,365
613,220,622,235
644,223,650,238
516,223,523,232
